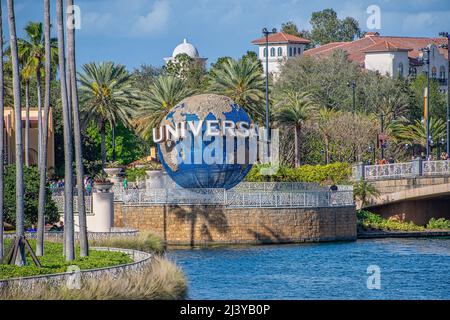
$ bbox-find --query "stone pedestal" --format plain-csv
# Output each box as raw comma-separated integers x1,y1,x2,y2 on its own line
104,167,123,186
146,170,167,189
87,188,114,232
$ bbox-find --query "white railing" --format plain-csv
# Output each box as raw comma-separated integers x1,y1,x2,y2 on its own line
422,160,450,176
120,188,354,208
363,162,414,180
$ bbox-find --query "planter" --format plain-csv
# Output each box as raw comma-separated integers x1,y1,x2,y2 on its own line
146,170,167,188
93,181,114,193
104,167,122,177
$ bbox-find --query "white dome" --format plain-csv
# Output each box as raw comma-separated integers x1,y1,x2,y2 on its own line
172,38,199,58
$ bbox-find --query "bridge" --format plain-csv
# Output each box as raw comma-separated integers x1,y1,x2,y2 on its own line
353,159,450,225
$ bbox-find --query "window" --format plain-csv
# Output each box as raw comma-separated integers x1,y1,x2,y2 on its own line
440,66,446,79
431,66,437,78
397,62,404,78
409,67,417,78
263,48,267,58
277,47,282,57
289,47,292,57
293,47,297,55
270,47,275,57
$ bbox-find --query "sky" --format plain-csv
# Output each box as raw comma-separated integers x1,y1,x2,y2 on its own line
3,0,450,71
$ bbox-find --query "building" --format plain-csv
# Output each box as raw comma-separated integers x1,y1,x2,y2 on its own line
251,32,311,75
164,38,207,68
304,32,449,92
3,107,55,169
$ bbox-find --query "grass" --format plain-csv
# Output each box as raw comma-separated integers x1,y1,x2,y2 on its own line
0,256,187,300
0,239,132,280
88,232,165,254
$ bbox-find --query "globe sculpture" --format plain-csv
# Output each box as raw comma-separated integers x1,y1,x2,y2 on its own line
157,93,253,189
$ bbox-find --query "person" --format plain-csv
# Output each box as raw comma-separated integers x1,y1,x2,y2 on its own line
329,184,338,192
388,156,395,164
58,221,64,231
123,177,128,190
49,224,60,232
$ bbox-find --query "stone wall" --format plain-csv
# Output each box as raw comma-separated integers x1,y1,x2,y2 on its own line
369,176,450,194
115,204,357,245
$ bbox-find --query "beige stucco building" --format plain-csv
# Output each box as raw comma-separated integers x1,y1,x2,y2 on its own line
3,107,55,169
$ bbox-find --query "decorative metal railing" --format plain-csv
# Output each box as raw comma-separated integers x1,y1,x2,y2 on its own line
422,160,450,176
364,162,414,180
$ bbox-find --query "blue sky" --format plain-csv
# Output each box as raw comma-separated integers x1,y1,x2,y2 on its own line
4,0,450,71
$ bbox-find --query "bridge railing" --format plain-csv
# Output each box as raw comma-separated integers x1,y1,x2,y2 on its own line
354,159,450,181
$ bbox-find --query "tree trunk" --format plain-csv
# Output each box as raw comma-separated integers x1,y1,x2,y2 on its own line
0,3,5,260
7,0,26,266
36,0,51,257
294,125,301,167
36,65,43,169
100,121,106,169
57,0,75,261
112,126,116,161
67,0,88,257
24,81,29,167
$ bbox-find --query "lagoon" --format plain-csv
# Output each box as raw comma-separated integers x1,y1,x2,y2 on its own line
169,238,450,299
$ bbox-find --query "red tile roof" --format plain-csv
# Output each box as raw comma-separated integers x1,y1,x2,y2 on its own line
252,32,310,45
304,33,448,67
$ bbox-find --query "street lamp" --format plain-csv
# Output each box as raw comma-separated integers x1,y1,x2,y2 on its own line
419,46,431,158
368,145,375,165
439,32,449,155
262,27,277,143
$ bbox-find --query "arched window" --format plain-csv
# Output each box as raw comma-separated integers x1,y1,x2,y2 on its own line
270,47,275,57
289,47,292,57
263,48,267,58
293,47,297,55
398,62,404,78
440,66,446,79
431,66,437,78
277,47,282,57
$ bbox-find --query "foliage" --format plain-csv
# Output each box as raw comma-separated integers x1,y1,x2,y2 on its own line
94,171,110,183
245,162,351,184
134,75,194,141
281,21,312,48
426,218,450,230
353,179,380,206
0,256,187,300
389,117,446,149
0,240,131,280
410,73,447,121
89,232,165,254
309,8,361,46
125,167,147,182
3,165,58,227
357,210,425,231
208,56,266,122
131,63,163,92
164,53,207,91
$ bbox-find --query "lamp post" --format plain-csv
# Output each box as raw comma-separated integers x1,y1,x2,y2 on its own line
347,80,356,161
368,145,375,165
420,46,431,159
439,32,449,155
262,27,277,143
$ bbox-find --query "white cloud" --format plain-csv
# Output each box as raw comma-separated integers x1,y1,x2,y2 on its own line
132,0,170,35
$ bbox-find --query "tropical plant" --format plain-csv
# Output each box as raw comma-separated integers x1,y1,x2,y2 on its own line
426,218,450,230
6,0,26,265
314,107,339,164
357,210,424,231
275,90,318,167
389,117,446,149
208,56,265,121
353,179,380,207
134,75,193,140
78,62,140,168
0,3,4,260
56,0,75,261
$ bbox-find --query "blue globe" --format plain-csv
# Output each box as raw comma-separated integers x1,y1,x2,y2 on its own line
157,94,253,189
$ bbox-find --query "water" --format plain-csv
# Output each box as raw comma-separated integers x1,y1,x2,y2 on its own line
168,238,450,299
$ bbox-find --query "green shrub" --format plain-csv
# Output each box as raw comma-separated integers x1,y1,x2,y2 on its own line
245,162,351,184
0,240,132,280
3,165,59,227
357,210,424,231
125,167,147,182
426,218,450,230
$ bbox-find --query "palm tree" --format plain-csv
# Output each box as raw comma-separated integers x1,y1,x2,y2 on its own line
78,62,140,168
353,179,380,207
134,75,193,140
21,69,32,167
67,0,88,257
17,22,58,167
7,0,26,266
36,0,51,257
275,90,317,167
208,57,265,121
389,117,446,149
0,2,5,261
56,0,75,261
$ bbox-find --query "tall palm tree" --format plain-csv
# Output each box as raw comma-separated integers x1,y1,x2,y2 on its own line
67,0,88,257
78,62,140,168
275,90,317,167
0,1,5,261
21,71,32,167
134,75,193,140
17,22,58,167
7,0,26,266
208,57,265,121
56,0,75,261
36,0,51,257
